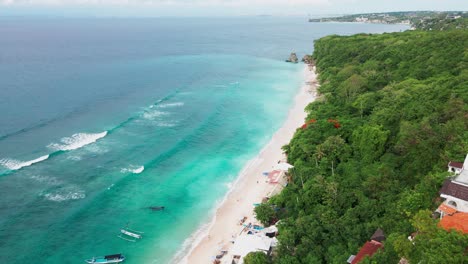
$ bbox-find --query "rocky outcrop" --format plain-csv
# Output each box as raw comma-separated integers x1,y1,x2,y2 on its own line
302,55,315,65
286,53,299,63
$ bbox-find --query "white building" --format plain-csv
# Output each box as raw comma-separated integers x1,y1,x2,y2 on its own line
230,234,273,264
437,154,468,216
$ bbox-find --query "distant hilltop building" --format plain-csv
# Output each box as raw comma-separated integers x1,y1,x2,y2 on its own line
355,16,368,22
446,15,462,19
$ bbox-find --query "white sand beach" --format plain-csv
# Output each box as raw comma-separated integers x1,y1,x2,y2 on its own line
177,64,319,264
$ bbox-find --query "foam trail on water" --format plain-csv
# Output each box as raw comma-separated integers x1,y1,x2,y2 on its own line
157,102,184,108
48,131,108,151
0,155,50,171
121,165,145,174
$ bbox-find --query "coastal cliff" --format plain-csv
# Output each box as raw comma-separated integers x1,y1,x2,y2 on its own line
301,55,315,65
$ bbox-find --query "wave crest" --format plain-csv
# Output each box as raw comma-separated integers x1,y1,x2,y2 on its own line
0,155,50,171
121,165,145,174
48,131,108,151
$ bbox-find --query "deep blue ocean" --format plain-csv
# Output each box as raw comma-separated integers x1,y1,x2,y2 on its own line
0,17,408,263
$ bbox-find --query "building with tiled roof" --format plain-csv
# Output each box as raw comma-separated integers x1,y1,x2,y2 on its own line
439,212,468,233
439,180,468,213
437,203,457,216
448,161,463,174
453,154,468,184
437,154,468,216
347,229,385,264
348,240,383,264
370,228,385,242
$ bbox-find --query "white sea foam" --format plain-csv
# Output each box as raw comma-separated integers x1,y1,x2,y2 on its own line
156,121,178,127
67,155,82,161
157,102,184,108
30,175,62,186
225,181,234,189
43,186,86,202
47,131,108,151
143,110,169,120
0,154,50,171
121,165,145,174
86,145,109,154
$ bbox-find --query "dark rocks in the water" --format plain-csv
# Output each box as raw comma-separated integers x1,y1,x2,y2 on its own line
149,206,165,211
302,55,315,65
285,53,299,63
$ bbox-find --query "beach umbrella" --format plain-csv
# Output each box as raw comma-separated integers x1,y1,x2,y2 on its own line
274,162,293,171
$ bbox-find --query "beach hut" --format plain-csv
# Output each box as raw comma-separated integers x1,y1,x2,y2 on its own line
231,234,273,264
273,162,293,171
262,225,278,238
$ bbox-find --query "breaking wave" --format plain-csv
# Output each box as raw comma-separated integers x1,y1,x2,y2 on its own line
47,131,108,151
0,155,50,171
121,165,145,174
0,90,182,175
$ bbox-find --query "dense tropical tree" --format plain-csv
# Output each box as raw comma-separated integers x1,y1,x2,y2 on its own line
244,252,269,264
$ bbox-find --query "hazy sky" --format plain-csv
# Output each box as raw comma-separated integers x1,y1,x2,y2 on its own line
1,0,467,17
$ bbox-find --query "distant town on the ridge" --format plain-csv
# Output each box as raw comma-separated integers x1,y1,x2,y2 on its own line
309,11,468,30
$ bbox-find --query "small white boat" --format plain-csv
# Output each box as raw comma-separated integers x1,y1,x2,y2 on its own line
120,228,142,239
118,224,143,242
85,254,125,263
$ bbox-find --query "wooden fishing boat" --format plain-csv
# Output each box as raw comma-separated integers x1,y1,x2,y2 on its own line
149,206,165,211
85,253,125,263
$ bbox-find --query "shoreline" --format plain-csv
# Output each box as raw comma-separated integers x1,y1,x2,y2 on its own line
174,64,319,264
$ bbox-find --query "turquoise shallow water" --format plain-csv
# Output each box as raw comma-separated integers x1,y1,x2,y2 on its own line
0,17,408,263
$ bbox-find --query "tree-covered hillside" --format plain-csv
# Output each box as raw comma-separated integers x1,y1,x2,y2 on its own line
259,29,468,263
